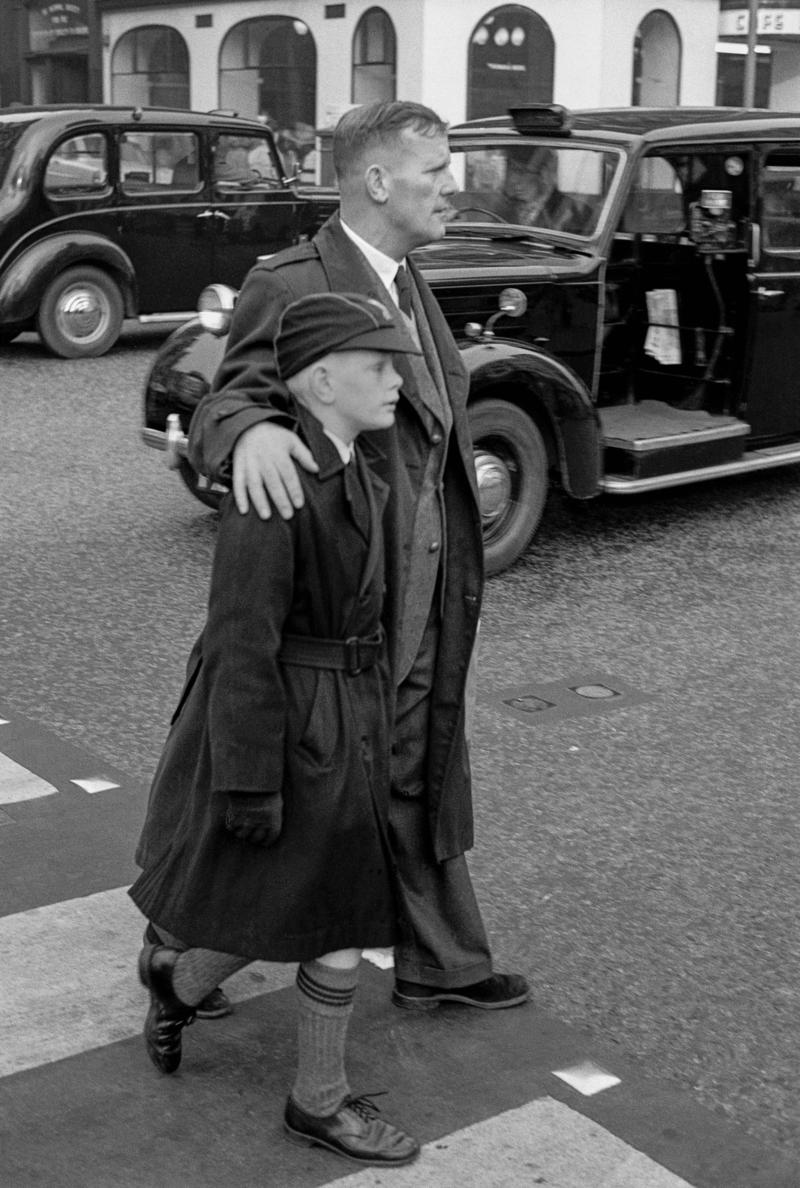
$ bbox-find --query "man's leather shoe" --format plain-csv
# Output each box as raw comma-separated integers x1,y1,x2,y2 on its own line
194,986,233,1019
392,972,530,1011
284,1094,419,1166
138,944,195,1074
143,923,232,1020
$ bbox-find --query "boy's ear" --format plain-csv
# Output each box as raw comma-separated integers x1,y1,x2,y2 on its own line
308,361,337,405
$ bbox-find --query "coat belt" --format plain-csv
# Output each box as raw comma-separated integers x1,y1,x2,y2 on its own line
279,630,384,676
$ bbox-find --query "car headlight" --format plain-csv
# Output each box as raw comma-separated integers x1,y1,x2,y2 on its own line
197,284,238,334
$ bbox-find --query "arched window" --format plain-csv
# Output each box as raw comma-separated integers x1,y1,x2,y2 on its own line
468,5,554,121
219,17,316,141
352,8,396,104
111,26,189,109
632,10,681,106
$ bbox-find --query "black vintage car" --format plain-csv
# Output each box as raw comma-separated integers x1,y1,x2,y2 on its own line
143,105,800,574
0,104,337,356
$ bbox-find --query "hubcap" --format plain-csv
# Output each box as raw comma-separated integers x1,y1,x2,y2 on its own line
474,448,514,528
55,285,107,343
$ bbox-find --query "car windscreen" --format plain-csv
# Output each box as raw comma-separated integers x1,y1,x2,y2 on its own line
448,142,623,237
0,119,38,184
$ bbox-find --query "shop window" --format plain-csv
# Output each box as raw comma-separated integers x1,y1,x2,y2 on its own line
111,26,190,110
467,5,554,120
632,10,681,106
219,17,316,178
44,132,108,195
352,8,396,104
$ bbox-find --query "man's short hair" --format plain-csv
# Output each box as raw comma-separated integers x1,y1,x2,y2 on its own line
333,100,448,181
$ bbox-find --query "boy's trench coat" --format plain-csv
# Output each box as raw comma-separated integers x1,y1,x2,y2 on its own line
131,417,399,962
188,214,485,863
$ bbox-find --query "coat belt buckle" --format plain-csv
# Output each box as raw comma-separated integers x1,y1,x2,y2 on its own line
345,636,363,676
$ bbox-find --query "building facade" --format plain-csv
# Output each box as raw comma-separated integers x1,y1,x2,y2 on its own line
12,3,800,136
89,0,719,161
718,0,800,107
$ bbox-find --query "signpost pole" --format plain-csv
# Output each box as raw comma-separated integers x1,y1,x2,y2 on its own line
743,0,760,105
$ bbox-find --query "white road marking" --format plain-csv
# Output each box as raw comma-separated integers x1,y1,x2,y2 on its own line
328,1096,696,1187
70,776,121,793
0,886,296,1076
0,752,57,804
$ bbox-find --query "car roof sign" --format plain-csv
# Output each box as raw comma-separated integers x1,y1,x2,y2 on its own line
509,105,573,136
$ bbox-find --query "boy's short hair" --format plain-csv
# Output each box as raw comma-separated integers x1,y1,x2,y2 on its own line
275,291,421,380
333,101,448,183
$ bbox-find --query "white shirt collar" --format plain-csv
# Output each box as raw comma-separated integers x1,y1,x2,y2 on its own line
324,428,355,464
339,218,406,300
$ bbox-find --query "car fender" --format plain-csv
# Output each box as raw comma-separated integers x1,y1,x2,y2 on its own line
0,233,137,324
460,338,602,498
143,320,229,440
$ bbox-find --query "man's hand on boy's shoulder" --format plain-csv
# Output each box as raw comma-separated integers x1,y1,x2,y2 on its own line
232,423,319,519
224,792,283,846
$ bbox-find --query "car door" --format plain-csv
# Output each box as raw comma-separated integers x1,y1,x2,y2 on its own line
115,128,215,314
209,131,307,284
746,146,800,439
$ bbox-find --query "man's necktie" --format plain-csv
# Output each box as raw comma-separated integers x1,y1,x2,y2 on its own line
395,264,413,318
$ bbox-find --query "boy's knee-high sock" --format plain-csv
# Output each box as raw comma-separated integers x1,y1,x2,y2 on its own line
291,959,360,1117
170,949,249,1006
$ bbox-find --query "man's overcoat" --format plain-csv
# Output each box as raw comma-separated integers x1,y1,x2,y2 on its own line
131,414,397,962
189,214,485,862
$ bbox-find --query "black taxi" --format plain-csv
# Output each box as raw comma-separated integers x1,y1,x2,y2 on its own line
143,105,800,574
0,104,336,357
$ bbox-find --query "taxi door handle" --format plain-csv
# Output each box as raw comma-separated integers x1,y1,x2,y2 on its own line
757,286,784,299
196,209,215,220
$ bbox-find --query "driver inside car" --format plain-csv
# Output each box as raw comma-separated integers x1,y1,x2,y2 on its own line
501,146,586,232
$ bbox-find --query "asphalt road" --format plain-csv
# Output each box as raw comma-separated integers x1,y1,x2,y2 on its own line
2,326,800,1169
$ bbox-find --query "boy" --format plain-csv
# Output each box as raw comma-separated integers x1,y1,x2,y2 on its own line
129,292,422,1168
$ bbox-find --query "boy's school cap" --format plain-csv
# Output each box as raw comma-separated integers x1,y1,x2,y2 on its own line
275,291,421,380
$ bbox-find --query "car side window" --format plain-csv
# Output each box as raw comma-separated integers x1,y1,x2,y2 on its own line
762,152,800,252
44,134,109,196
622,156,685,236
120,132,202,194
213,134,281,193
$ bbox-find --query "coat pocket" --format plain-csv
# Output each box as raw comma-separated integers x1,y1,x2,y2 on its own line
285,669,341,771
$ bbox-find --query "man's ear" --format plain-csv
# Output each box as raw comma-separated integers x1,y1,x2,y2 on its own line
365,163,389,204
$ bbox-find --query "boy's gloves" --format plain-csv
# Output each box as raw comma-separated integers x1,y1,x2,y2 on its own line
224,793,283,847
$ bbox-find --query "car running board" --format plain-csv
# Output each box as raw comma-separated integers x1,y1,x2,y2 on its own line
602,439,800,494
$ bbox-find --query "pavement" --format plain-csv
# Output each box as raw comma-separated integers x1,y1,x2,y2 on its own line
2,705,797,1188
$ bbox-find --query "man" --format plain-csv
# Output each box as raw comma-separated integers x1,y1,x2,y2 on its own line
502,145,586,233
182,99,529,1016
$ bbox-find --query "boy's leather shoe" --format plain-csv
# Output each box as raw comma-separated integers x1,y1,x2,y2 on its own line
143,923,232,1020
284,1094,419,1166
138,944,195,1074
392,972,530,1011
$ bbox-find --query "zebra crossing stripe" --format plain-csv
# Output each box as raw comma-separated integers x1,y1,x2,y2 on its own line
327,1097,695,1187
0,752,57,804
0,885,296,1077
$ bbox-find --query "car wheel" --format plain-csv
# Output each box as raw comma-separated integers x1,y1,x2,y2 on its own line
468,399,549,575
178,458,224,511
38,266,124,358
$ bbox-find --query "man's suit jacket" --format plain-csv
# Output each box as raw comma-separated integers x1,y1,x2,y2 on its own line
189,214,484,861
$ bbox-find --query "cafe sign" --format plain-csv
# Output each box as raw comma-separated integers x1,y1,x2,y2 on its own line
29,1,90,52
720,7,800,36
